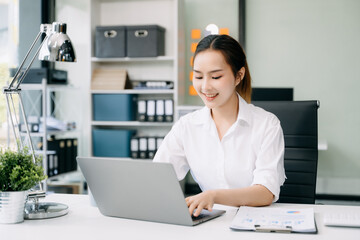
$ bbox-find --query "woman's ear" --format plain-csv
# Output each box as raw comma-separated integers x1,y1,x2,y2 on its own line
235,67,245,86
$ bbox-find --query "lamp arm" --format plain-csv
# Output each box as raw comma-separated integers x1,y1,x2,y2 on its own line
7,31,43,90
14,34,49,90
4,94,23,151
7,24,51,90
18,94,37,165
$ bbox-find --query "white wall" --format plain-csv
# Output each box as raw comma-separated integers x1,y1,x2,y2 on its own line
183,0,239,106
246,0,360,195
55,0,91,157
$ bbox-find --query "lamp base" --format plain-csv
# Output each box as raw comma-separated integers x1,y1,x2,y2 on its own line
24,201,69,219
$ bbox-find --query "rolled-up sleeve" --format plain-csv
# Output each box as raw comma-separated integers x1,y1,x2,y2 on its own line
153,120,189,180
251,115,286,202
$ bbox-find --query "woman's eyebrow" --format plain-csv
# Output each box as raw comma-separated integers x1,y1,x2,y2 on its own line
193,69,223,73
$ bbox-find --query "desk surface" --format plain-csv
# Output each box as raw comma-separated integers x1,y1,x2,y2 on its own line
1,194,360,240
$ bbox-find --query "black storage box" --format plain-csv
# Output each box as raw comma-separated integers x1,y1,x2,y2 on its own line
9,68,68,84
126,25,165,57
9,68,47,84
95,25,126,58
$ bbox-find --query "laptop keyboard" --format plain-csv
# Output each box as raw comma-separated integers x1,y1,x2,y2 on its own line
192,213,206,220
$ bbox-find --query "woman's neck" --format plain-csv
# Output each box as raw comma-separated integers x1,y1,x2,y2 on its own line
211,93,239,140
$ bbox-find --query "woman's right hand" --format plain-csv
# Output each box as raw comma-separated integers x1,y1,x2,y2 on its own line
185,190,216,217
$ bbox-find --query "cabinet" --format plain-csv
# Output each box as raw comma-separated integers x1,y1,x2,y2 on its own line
17,80,81,191
89,0,185,159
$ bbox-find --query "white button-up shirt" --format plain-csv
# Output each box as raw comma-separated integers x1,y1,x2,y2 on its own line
153,94,286,201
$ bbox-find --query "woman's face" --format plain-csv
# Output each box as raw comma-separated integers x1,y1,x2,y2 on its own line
193,49,240,109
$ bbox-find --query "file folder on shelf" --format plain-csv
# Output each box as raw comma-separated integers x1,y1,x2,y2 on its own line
53,155,59,176
48,155,53,177
46,139,66,175
155,99,165,122
71,139,78,171
131,137,139,159
147,137,156,159
130,135,164,159
66,139,73,173
146,100,156,122
137,100,146,122
139,137,148,159
156,137,164,149
47,154,55,177
164,99,173,122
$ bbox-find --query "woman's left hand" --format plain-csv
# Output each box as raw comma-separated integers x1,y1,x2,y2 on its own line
185,190,216,217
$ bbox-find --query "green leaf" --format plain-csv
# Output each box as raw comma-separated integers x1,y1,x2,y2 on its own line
0,147,47,191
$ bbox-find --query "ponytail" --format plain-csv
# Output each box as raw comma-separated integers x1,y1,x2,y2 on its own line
236,60,252,103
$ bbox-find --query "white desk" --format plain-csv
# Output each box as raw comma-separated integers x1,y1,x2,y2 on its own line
1,194,359,240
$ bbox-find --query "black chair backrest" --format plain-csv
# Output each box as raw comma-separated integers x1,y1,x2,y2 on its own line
253,101,319,204
252,87,294,101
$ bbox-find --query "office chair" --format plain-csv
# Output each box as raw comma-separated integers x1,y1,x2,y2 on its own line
251,87,294,101
253,101,319,204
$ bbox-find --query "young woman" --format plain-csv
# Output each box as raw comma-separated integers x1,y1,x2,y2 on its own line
153,34,286,217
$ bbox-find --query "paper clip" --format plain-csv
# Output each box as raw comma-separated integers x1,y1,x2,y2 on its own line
254,225,292,233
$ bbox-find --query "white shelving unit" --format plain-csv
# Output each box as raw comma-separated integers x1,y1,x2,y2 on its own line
91,121,174,127
91,56,175,62
89,0,185,158
91,89,175,94
18,80,81,191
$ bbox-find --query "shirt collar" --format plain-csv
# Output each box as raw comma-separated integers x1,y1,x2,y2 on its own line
191,93,252,127
236,93,252,126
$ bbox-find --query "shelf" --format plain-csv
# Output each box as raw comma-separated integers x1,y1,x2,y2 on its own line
89,156,153,161
47,85,80,91
91,121,173,127
177,105,203,111
91,89,174,94
20,84,79,91
91,56,174,63
35,150,57,155
20,130,79,137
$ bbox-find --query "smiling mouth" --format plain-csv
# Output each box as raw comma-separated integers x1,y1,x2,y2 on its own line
202,93,219,101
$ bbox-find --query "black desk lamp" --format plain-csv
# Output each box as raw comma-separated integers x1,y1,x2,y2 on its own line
3,22,76,219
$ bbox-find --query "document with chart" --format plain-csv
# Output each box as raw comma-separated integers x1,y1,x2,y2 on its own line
230,206,317,233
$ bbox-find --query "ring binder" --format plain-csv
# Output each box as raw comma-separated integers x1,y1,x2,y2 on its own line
146,100,156,122
147,137,156,159
139,137,148,159
137,100,146,122
131,137,139,159
155,99,165,122
254,225,292,233
164,99,173,122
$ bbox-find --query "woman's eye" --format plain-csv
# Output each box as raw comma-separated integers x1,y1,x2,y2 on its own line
195,76,203,79
212,76,222,79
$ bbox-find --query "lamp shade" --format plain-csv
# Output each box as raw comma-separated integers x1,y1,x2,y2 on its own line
39,22,76,62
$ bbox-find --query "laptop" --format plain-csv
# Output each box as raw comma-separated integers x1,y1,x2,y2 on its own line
77,157,225,226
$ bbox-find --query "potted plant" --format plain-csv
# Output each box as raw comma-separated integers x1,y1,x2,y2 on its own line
0,147,46,224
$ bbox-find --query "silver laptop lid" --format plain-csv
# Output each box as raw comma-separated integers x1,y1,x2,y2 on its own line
77,157,194,226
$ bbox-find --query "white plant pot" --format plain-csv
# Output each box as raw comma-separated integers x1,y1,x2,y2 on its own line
0,191,27,224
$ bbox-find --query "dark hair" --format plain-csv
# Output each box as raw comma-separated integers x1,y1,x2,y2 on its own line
193,34,252,103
